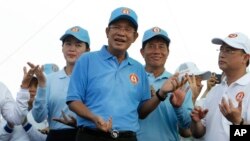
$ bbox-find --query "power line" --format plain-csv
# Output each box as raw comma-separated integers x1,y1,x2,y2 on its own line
0,0,75,66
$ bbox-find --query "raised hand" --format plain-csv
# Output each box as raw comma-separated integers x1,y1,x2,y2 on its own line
160,73,188,97
52,110,77,128
21,62,38,89
186,74,203,104
26,62,46,88
219,97,242,125
207,73,218,91
170,84,189,108
191,106,208,122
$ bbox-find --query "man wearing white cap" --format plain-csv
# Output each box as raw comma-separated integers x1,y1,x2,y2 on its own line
191,32,250,141
176,62,211,141
66,7,184,141
176,62,211,104
137,27,193,141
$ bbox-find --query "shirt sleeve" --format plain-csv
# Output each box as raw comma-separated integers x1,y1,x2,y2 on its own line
174,106,192,129
32,87,48,123
1,84,28,125
174,90,193,129
0,120,13,141
16,88,30,117
25,123,47,141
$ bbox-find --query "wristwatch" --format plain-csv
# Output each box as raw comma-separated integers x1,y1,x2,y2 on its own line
156,89,167,101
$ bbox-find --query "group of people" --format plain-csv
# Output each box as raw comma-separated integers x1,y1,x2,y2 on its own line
1,6,250,141
0,63,53,140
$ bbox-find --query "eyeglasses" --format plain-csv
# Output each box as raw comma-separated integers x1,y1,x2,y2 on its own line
216,47,244,55
109,26,135,34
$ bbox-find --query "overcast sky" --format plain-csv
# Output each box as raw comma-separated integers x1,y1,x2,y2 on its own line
1,0,250,97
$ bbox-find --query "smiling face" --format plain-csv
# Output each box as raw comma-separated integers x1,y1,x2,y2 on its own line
141,37,169,70
106,19,138,59
62,36,89,66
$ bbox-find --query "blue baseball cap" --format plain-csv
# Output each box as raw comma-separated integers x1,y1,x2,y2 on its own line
42,63,59,75
142,27,171,44
108,7,138,30
60,26,90,46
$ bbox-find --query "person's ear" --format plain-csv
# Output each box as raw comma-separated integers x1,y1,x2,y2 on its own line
132,32,139,43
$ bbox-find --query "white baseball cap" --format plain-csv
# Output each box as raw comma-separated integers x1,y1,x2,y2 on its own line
175,62,211,80
212,32,250,54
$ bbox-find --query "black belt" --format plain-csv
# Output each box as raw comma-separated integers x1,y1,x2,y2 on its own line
78,127,136,139
46,128,77,141
49,128,77,134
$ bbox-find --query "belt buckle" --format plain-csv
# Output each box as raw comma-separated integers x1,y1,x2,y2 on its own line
110,130,119,138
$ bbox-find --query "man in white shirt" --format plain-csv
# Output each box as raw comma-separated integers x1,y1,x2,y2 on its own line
191,32,250,141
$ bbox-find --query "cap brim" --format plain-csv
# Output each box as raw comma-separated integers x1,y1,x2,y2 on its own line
212,38,245,50
212,38,224,45
197,71,211,80
60,34,76,41
161,35,171,43
109,15,138,29
60,34,73,41
143,34,171,44
60,33,87,44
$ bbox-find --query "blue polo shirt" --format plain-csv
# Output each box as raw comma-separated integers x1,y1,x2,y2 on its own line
66,45,151,132
32,70,76,129
137,71,193,141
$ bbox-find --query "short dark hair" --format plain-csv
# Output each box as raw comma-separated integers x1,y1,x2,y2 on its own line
108,18,138,31
62,37,90,49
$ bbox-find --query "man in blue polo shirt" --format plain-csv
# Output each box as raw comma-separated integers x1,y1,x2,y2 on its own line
66,7,184,141
137,27,193,141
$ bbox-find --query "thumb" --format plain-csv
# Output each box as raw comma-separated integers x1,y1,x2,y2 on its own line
228,98,234,109
238,100,243,112
169,94,175,105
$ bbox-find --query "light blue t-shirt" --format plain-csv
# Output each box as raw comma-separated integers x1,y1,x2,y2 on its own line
32,70,76,129
137,71,193,141
66,45,151,132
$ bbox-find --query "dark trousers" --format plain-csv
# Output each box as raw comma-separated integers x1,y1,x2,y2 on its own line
46,128,77,141
76,128,137,141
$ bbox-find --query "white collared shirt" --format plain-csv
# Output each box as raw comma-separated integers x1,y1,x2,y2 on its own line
202,73,250,141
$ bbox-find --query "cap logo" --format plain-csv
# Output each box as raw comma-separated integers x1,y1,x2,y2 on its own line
122,8,130,15
228,33,238,38
152,27,161,33
130,73,138,85
71,27,80,32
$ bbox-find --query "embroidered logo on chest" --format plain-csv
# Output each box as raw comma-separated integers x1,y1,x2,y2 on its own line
235,91,244,102
130,73,139,85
